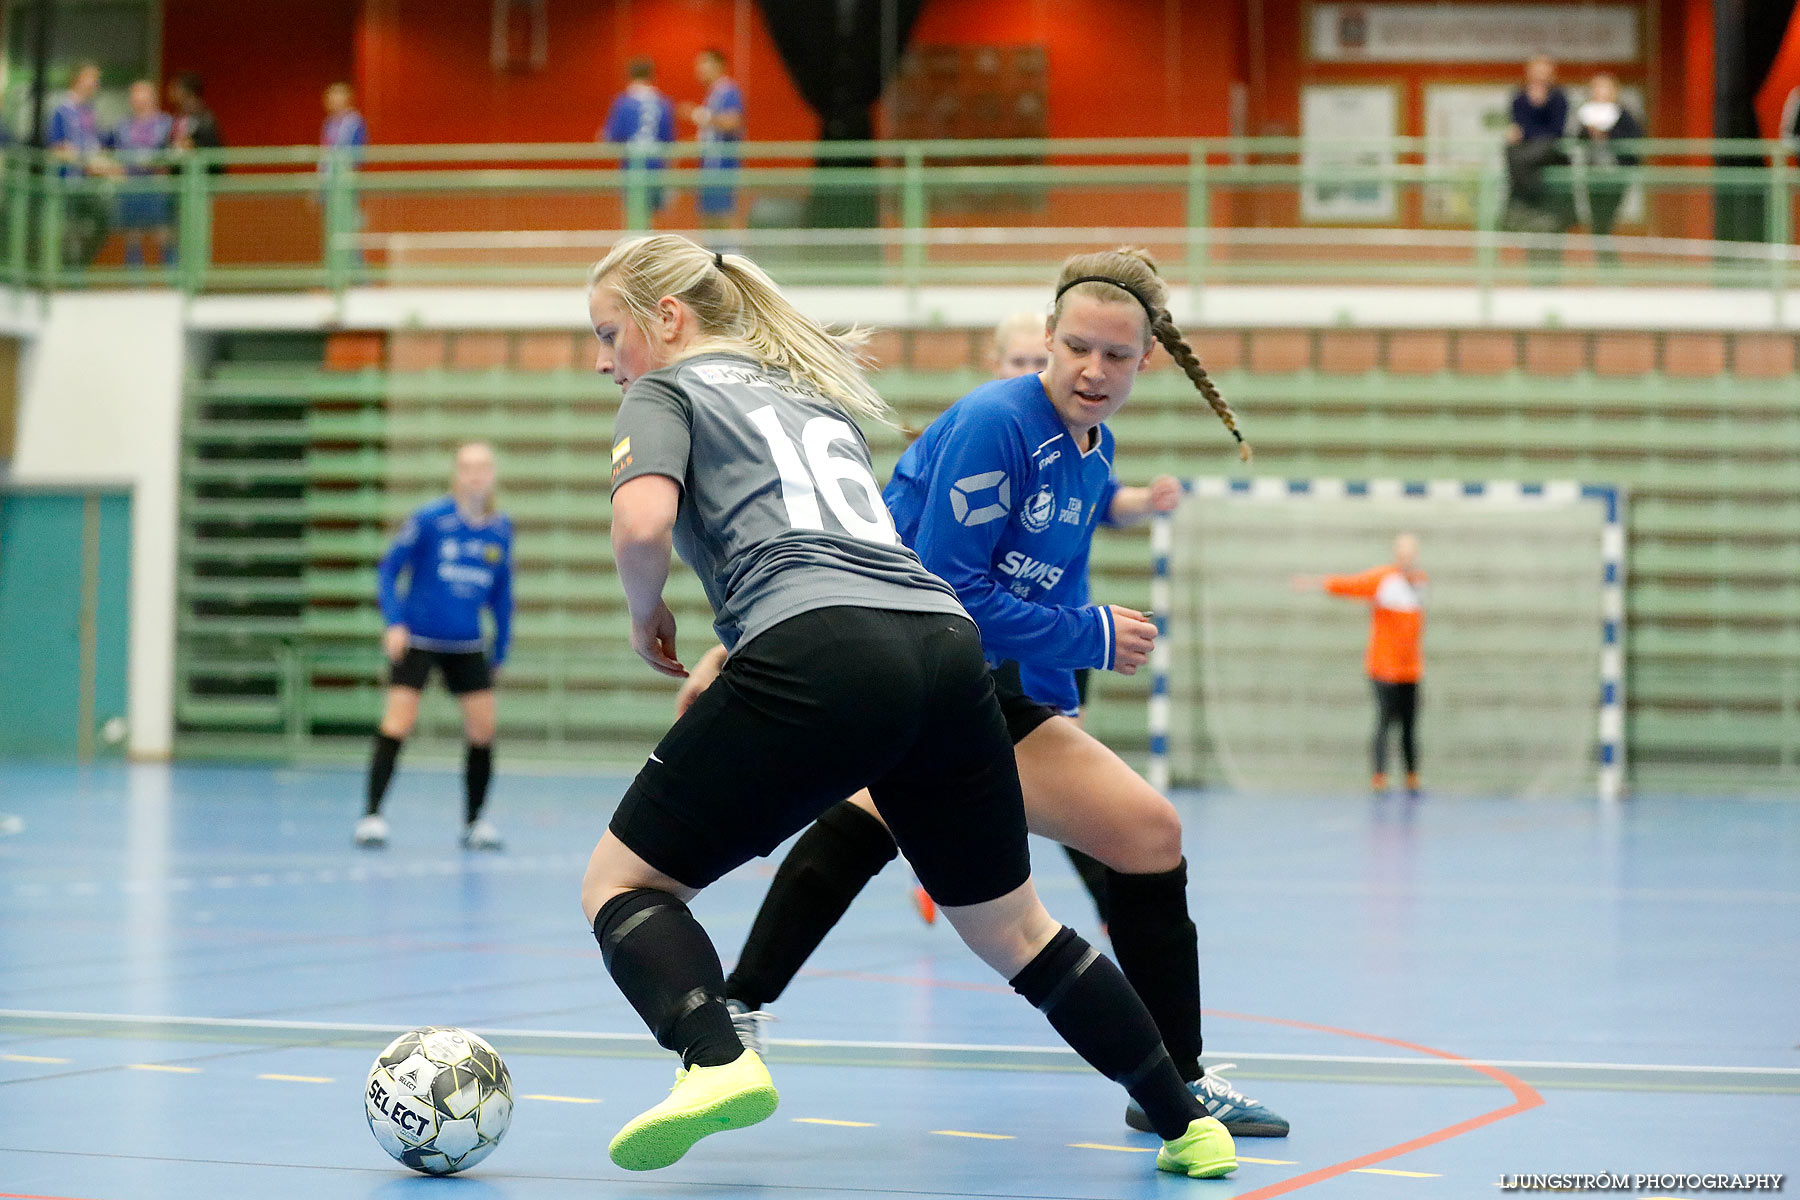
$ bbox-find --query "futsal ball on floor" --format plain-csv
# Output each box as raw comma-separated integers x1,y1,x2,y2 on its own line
365,1026,513,1174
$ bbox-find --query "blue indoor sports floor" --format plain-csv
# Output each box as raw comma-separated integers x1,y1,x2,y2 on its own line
1,762,1795,1199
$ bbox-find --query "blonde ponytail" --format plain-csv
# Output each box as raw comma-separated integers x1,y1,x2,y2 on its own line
589,235,890,424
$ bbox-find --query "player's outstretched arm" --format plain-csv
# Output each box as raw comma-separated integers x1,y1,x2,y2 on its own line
611,474,687,678
1106,475,1183,526
488,529,514,676
377,515,420,661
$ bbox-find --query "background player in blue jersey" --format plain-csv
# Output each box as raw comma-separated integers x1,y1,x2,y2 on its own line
683,48,744,230
603,58,676,216
702,248,1290,1139
357,443,513,851
969,311,1171,930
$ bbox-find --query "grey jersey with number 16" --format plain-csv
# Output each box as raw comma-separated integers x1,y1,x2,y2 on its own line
609,352,966,652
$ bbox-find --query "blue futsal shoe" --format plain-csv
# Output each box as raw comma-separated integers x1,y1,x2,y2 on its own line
1125,1064,1290,1137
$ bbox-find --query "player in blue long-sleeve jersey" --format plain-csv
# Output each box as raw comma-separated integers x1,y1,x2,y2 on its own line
704,248,1291,1140
357,443,513,851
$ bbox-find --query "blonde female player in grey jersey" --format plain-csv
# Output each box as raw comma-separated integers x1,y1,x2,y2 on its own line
581,233,1236,1179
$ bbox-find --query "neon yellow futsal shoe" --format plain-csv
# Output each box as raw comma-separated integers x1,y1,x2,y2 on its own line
607,1049,779,1171
1155,1115,1238,1178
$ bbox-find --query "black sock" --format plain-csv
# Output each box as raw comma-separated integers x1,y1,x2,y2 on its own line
464,743,493,825
1010,926,1204,1141
723,800,898,1009
1062,845,1112,926
366,733,403,816
593,889,743,1069
1105,858,1203,1081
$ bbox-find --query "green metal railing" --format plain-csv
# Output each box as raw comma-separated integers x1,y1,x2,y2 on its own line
4,136,1800,299
173,340,1800,786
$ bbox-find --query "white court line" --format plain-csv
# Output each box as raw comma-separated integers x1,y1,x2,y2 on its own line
10,852,598,901
0,1009,1791,1084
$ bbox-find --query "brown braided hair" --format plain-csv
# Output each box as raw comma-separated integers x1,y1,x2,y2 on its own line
1051,247,1251,462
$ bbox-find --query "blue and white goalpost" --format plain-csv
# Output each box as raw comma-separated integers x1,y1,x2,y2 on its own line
1148,478,1626,803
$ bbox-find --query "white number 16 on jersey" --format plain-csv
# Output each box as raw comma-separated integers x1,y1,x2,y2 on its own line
746,405,898,545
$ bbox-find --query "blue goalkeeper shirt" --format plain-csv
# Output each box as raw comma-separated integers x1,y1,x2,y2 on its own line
884,373,1120,714
377,497,514,664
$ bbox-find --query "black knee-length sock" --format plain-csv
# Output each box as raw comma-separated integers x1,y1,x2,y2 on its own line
1010,926,1204,1140
464,743,493,824
366,733,403,816
593,888,743,1069
1105,858,1204,1081
723,800,898,1009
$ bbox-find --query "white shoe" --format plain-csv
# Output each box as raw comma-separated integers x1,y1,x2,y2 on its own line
725,999,774,1058
461,817,503,851
353,813,389,848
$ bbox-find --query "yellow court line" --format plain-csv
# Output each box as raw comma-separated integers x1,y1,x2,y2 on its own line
127,1063,201,1073
1240,1156,1300,1165
519,1093,603,1104
794,1117,875,1127
931,1129,1014,1140
1354,1167,1441,1178
2,1054,70,1063
258,1073,333,1083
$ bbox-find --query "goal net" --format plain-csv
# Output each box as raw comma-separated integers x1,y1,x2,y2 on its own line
1149,478,1624,801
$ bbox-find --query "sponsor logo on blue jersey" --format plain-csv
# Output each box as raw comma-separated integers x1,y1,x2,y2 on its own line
1019,483,1056,533
998,550,1065,590
950,470,1011,526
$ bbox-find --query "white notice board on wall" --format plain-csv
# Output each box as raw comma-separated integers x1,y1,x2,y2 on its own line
1311,4,1640,63
1301,85,1400,222
1423,85,1515,224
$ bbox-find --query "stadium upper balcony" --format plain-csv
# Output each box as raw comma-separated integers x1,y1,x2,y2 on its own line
4,136,1799,305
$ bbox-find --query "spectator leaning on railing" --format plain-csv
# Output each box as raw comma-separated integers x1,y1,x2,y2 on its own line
1575,74,1643,265
110,79,174,269
602,58,676,217
47,61,120,268
319,82,368,266
168,72,225,168
1504,54,1573,235
683,48,745,233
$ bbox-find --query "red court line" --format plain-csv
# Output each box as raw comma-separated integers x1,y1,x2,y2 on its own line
1204,1007,1545,1199
2,1192,107,1200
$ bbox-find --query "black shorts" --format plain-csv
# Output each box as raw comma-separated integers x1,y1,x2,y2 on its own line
1072,667,1092,708
610,606,1032,907
388,647,492,696
992,660,1061,744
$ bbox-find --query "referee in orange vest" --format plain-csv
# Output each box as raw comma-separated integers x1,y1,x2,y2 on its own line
1294,533,1426,797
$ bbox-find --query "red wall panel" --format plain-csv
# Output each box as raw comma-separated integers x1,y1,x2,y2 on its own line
162,0,360,146
906,0,1238,137
160,0,1704,150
